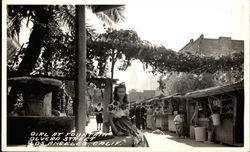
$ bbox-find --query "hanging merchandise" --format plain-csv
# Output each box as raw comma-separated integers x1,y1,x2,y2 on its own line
213,99,221,107
198,102,203,111
169,100,174,111
190,101,199,126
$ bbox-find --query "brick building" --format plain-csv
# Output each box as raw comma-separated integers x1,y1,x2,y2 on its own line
178,34,244,85
179,34,244,57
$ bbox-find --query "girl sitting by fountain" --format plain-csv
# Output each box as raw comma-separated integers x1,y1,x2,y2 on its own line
108,83,147,147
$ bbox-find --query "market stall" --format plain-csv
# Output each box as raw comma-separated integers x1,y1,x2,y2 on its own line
176,81,244,146
162,96,187,133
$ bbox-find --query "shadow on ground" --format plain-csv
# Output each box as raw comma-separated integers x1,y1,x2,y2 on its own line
164,132,228,147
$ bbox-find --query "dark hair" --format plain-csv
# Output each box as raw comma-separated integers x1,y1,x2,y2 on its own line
113,83,128,104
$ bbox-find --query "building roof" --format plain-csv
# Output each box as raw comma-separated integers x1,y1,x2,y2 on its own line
179,34,203,52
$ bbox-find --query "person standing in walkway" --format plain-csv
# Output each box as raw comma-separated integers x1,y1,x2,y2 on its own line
94,103,103,131
135,103,141,129
129,104,136,125
146,106,154,130
154,106,163,130
173,111,185,138
140,104,147,130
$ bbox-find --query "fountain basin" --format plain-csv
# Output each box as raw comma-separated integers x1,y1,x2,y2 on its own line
8,76,62,94
7,116,75,145
8,76,62,116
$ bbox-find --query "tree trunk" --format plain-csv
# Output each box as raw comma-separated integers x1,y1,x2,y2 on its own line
111,61,115,80
102,80,112,132
110,49,116,103
8,18,48,114
17,24,47,75
111,49,115,79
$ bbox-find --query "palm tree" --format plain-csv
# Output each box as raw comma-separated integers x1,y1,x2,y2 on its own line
7,5,125,114
7,5,125,76
8,5,56,75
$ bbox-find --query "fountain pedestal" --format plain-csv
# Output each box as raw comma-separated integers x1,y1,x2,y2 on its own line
8,76,62,116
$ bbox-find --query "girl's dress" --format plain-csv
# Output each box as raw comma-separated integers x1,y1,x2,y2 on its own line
108,100,148,147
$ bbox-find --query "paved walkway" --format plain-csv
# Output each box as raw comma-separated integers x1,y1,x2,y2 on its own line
86,116,106,133
143,131,227,148
86,117,228,148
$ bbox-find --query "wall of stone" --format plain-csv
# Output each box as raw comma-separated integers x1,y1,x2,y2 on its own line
231,40,244,52
200,37,244,57
200,39,221,56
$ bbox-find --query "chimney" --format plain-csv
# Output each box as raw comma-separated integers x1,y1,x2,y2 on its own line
200,34,204,39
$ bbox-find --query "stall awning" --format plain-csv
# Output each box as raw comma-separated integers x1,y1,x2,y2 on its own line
161,93,186,100
139,94,165,104
174,81,244,99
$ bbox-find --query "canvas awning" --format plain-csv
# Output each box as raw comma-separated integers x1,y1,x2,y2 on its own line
161,93,186,100
174,81,244,99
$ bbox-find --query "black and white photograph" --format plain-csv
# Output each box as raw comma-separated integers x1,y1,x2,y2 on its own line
1,0,249,151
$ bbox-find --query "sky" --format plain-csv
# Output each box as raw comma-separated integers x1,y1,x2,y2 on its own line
121,0,245,51
17,0,246,92
112,0,245,91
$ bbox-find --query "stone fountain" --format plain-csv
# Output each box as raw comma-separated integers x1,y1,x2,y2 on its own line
7,76,75,145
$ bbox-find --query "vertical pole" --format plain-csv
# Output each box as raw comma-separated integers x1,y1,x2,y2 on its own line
102,80,111,133
186,99,190,137
232,96,237,144
75,5,86,134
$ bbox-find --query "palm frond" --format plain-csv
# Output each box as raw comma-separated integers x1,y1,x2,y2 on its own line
103,6,126,23
86,21,98,37
7,14,23,41
54,5,75,33
88,5,126,27
7,5,36,41
94,12,114,27
7,37,21,60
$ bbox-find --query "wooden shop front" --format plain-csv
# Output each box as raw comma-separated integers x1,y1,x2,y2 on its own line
161,95,187,133
176,82,244,146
